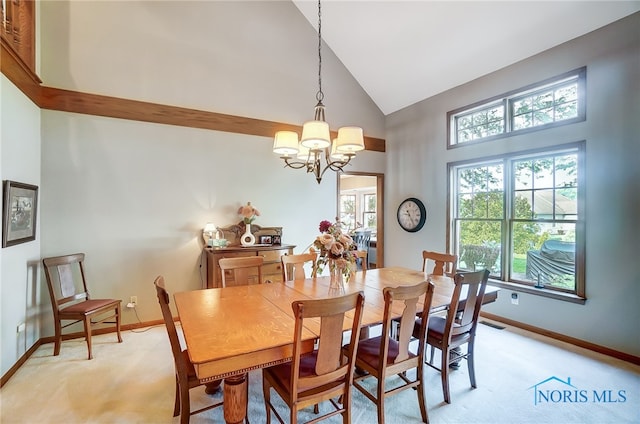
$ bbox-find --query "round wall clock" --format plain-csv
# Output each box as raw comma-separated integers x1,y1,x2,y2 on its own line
397,197,427,232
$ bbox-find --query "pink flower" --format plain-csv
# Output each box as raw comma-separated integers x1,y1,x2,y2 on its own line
318,234,334,248
330,242,345,256
238,202,260,224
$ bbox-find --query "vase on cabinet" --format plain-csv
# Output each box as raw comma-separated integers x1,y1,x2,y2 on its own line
241,223,255,246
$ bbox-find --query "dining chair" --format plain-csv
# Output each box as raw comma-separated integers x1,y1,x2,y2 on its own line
42,253,122,360
354,250,368,271
262,291,365,424
352,230,371,267
154,276,229,424
421,250,458,277
219,256,265,287
413,269,490,404
352,280,434,424
281,252,317,281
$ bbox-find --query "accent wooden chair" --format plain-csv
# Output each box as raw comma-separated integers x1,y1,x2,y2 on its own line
352,281,434,424
281,252,317,281
154,276,228,424
262,291,365,424
422,250,458,276
42,253,122,360
413,269,490,404
354,250,368,271
219,256,265,287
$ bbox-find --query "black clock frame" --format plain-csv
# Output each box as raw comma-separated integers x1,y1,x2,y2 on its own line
397,197,427,232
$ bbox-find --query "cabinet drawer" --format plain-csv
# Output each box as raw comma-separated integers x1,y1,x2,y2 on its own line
260,249,289,263
263,262,283,276
216,251,256,260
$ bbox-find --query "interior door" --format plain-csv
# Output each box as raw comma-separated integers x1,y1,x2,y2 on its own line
337,172,384,268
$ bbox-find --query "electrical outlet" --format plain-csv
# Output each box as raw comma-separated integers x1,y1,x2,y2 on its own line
130,296,137,305
17,322,26,333
511,292,519,305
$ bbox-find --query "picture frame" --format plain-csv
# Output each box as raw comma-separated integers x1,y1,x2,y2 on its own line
259,235,273,245
272,234,282,245
2,180,39,248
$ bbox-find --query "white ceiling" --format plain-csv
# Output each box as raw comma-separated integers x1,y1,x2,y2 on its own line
292,1,640,115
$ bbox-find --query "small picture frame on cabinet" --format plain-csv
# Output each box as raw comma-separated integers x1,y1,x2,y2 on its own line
272,235,282,245
259,235,273,245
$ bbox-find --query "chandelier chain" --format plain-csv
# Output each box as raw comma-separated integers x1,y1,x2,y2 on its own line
316,0,324,103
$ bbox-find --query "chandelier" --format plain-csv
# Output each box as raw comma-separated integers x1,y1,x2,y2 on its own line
272,0,364,184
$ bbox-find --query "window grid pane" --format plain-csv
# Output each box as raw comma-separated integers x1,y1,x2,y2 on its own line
510,150,579,291
511,80,579,131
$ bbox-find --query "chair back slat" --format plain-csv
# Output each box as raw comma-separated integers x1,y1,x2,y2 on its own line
154,276,190,379
290,292,364,395
447,270,489,338
57,263,76,298
281,252,317,281
219,256,264,287
422,250,458,276
383,281,434,364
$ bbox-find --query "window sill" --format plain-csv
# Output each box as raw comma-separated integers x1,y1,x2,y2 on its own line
488,279,586,305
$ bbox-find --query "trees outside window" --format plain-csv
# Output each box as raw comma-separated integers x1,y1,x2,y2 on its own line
451,143,584,297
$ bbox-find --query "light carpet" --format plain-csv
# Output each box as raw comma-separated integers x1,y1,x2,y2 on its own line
1,320,638,423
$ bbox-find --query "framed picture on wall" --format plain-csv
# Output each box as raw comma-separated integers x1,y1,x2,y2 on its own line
2,180,39,248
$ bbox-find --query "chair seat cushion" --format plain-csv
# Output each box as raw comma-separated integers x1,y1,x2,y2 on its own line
60,298,120,315
417,316,471,346
355,336,416,369
266,351,319,388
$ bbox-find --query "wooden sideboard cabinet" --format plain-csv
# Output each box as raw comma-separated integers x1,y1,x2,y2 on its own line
204,244,295,288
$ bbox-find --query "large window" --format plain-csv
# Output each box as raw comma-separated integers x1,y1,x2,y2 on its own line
448,68,585,147
450,142,585,300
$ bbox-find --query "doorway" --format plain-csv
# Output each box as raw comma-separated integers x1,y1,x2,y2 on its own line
337,172,384,268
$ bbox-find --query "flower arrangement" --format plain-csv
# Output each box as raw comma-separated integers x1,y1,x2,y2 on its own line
312,219,357,281
237,201,260,224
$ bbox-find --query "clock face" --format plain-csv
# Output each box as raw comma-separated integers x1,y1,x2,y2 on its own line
397,198,427,232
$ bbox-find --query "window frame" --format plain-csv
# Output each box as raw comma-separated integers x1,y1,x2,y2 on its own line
447,67,586,149
448,141,586,303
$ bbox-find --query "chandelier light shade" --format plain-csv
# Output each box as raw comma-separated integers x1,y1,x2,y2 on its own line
273,131,299,156
300,120,331,150
272,0,364,184
335,127,365,153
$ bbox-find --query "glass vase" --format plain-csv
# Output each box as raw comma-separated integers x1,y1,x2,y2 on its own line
329,260,344,290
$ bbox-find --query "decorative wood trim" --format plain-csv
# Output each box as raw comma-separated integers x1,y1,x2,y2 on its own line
0,39,41,101
481,312,640,365
36,85,385,151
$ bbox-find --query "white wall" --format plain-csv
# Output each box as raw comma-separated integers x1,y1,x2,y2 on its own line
39,111,384,326
385,13,640,356
1,75,42,375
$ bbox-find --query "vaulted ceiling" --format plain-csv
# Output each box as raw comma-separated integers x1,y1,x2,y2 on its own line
292,1,640,115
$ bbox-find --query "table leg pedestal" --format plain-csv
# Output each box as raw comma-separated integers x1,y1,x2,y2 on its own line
223,373,248,424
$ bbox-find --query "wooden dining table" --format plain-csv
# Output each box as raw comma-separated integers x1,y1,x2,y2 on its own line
173,266,498,424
